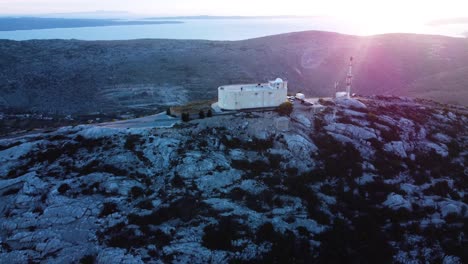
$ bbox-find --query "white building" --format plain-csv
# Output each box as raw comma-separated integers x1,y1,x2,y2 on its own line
295,93,305,100
217,78,288,110
335,91,348,99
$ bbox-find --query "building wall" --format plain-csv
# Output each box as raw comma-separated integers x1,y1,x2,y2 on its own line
218,84,287,110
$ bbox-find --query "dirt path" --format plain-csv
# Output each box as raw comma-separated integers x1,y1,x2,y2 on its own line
98,112,179,129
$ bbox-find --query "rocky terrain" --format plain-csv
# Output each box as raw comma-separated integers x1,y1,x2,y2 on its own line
1,31,468,115
0,96,467,263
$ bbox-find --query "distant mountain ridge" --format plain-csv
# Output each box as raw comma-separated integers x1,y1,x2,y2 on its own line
427,17,468,26
0,30,467,114
0,17,182,31
144,15,316,20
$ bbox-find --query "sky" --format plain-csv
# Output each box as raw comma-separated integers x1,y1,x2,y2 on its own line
0,0,467,23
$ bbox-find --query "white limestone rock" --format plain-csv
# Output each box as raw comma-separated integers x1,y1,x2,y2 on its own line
177,151,230,179
239,179,267,195
283,133,318,154
439,201,467,218
440,203,459,218
383,193,412,210
325,123,377,140
419,142,449,157
335,98,367,109
142,137,180,170
97,248,144,264
76,126,123,139
36,238,71,257
431,133,452,144
195,169,242,193
0,250,40,264
100,177,144,196
14,194,37,208
447,112,457,120
342,109,367,117
22,176,48,195
229,149,246,160
443,255,462,264
292,113,311,128
0,141,42,178
356,174,376,185
383,141,408,158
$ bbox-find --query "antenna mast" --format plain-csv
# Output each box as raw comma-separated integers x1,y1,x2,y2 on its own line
346,56,353,98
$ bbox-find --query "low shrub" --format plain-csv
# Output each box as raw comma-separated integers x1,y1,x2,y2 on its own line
36,147,62,164
181,113,190,122
58,183,71,194
260,230,313,263
79,254,96,264
2,187,21,196
423,181,450,197
99,202,118,218
124,135,142,151
136,200,154,210
447,139,461,158
130,186,145,199
277,102,293,116
128,196,205,226
33,206,44,215
249,137,274,152
220,135,242,149
202,218,242,250
231,159,270,176
171,174,185,188
256,222,275,242
316,217,394,263
267,153,282,169
198,110,205,119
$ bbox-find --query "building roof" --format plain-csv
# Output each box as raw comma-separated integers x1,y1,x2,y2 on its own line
219,83,277,92
218,78,286,92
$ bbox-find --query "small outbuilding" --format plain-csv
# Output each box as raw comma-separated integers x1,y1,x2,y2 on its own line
335,91,348,98
295,93,305,100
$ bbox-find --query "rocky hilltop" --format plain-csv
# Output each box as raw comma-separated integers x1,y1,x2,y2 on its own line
1,31,468,114
0,96,467,263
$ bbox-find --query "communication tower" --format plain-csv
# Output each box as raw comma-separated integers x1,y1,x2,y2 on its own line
345,56,353,98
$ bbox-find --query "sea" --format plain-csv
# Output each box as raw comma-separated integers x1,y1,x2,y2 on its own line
0,17,466,41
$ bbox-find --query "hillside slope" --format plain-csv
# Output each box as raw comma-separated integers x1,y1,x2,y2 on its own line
0,31,468,114
0,96,467,263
